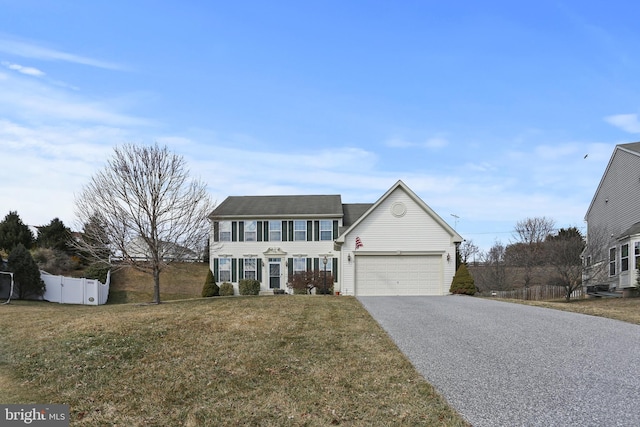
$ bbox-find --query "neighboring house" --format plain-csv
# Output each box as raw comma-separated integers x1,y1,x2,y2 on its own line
584,142,640,292
208,180,463,296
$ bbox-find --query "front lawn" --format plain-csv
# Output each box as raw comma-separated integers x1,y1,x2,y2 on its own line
0,297,468,426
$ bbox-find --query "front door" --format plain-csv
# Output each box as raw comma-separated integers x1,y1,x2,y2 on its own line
269,258,281,289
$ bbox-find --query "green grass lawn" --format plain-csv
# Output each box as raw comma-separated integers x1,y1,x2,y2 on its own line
0,296,469,426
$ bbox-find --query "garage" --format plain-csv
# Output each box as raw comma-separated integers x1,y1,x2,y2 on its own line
354,254,443,296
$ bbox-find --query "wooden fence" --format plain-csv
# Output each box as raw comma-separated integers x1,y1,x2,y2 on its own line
487,285,584,301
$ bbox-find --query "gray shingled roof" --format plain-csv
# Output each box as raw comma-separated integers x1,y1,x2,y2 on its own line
620,142,640,154
209,195,343,218
342,203,373,227
618,221,640,239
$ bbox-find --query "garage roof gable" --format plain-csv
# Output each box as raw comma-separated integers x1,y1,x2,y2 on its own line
335,180,463,243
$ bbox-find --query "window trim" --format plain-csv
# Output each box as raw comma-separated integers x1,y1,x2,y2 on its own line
269,220,282,242
293,257,306,273
609,247,616,276
219,257,231,282
293,220,306,241
219,221,231,242
319,220,333,241
243,257,257,280
621,243,629,272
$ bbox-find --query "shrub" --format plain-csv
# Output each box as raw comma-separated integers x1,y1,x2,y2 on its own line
84,261,111,283
202,269,219,297
219,282,234,296
449,264,476,295
289,270,334,295
8,243,45,299
32,248,77,275
239,279,261,295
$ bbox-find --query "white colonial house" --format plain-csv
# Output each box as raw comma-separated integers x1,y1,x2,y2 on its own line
584,142,640,293
208,180,463,296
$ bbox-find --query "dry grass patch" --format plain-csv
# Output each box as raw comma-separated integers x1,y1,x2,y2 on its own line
499,297,640,324
0,297,468,426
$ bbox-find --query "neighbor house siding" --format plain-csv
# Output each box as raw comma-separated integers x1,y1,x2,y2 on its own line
587,148,640,239
585,144,640,290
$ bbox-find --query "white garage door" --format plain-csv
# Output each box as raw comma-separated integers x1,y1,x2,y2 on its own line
355,255,443,296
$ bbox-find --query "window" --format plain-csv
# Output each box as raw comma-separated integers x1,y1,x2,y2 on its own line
219,221,231,241
621,244,629,272
635,242,640,269
319,220,333,241
293,257,306,273
244,258,257,280
294,220,306,241
219,258,231,282
609,247,616,276
269,220,281,241
244,221,257,242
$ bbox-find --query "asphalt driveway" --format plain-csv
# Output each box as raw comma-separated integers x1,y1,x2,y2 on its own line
358,296,640,427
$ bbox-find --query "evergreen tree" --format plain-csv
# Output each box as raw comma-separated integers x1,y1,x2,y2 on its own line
449,263,476,295
8,243,45,299
36,218,73,253
202,269,219,297
0,211,35,252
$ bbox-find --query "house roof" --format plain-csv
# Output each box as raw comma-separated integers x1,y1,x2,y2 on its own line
619,142,640,154
335,180,463,244
342,203,373,227
618,221,640,239
209,194,344,219
585,141,640,219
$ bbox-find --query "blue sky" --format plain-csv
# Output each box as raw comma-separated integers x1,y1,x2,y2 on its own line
1,1,639,252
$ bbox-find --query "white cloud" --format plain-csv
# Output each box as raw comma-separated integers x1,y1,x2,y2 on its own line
1,61,45,77
384,135,449,149
604,113,640,133
0,36,126,71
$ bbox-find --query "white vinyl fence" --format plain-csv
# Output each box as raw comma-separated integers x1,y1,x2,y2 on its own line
41,270,110,305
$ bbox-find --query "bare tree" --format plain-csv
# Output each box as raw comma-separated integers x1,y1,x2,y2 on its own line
74,143,214,304
472,241,509,292
512,217,555,293
459,239,479,264
545,227,585,301
581,225,613,290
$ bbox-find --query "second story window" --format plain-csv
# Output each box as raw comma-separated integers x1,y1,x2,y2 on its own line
294,220,306,241
244,221,257,241
269,220,281,241
319,220,333,241
219,221,231,241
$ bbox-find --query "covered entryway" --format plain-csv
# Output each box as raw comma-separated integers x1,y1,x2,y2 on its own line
354,254,443,296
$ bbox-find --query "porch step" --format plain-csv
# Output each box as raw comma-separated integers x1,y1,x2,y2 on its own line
259,290,274,296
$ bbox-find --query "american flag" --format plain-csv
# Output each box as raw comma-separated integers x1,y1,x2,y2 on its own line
355,236,363,249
